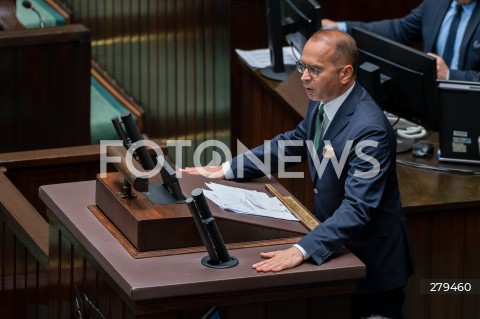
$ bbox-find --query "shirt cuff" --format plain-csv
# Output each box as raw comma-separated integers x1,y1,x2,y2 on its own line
336,22,347,32
222,161,235,180
293,244,310,260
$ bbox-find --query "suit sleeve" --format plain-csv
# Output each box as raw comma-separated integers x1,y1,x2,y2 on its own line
345,4,424,46
230,101,317,181
297,124,396,265
449,69,480,82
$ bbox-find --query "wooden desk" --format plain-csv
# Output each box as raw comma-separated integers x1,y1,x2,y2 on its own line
396,137,480,318
234,60,480,318
40,176,365,319
0,25,91,152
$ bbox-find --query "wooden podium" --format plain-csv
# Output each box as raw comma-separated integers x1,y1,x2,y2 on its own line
40,170,366,319
93,172,307,257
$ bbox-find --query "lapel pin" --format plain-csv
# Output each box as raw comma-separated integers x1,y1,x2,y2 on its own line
322,144,335,158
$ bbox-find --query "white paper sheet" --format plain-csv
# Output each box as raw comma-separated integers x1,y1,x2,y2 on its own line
235,46,300,69
204,183,298,220
203,182,298,221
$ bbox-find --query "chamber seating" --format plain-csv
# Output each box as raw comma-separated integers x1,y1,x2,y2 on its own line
14,0,144,145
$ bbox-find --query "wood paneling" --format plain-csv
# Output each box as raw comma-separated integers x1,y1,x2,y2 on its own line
0,200,48,319
0,24,91,152
61,0,230,167
401,206,480,319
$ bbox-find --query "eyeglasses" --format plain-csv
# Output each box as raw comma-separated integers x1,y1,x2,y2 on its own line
296,61,345,78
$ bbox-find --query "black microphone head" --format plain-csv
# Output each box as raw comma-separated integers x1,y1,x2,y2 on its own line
22,1,32,9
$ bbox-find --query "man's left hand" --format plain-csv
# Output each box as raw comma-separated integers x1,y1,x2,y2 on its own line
252,246,304,272
428,52,449,80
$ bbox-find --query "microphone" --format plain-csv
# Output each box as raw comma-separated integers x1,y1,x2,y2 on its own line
22,0,46,28
186,188,238,269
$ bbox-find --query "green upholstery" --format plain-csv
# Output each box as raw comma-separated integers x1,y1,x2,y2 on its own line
16,0,65,28
16,0,136,144
90,77,137,144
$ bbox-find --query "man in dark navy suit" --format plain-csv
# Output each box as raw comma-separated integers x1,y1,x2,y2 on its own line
323,0,480,81
183,29,415,319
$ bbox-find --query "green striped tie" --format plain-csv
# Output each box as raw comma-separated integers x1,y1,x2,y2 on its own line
314,103,325,149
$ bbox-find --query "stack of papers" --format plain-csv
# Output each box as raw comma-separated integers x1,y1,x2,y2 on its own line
203,182,298,221
235,47,300,69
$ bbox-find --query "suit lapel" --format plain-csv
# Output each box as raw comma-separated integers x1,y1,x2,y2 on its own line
424,0,452,52
310,84,361,184
459,1,480,68
321,84,360,142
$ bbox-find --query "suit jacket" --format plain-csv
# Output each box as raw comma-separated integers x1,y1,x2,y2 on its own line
230,83,415,293
346,0,480,82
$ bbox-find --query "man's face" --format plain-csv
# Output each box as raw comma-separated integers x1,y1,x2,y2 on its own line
457,0,474,5
299,39,345,103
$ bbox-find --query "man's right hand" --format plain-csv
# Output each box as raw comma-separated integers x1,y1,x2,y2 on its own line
321,19,339,29
180,166,226,179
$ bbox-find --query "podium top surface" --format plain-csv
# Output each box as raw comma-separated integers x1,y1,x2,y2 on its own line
39,179,365,302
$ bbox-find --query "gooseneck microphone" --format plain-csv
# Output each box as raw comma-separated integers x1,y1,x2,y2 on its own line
187,188,238,269
22,0,46,28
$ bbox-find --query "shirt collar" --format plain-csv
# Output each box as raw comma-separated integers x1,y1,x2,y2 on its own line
452,0,477,13
321,83,355,122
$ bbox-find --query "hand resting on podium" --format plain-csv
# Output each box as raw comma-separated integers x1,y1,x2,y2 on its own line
180,165,226,179
181,164,307,273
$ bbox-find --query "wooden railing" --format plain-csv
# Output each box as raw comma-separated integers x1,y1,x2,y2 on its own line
0,145,99,317
91,59,145,133
0,141,166,317
0,173,49,319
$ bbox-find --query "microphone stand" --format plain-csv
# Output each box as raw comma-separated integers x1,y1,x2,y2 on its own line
22,0,46,28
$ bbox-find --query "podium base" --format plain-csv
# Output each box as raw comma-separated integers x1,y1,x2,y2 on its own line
201,256,239,269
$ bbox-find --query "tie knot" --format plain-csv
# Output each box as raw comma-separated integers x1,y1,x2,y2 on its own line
318,103,325,115
456,4,463,14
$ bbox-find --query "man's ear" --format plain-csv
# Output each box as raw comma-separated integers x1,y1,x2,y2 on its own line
339,65,354,83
